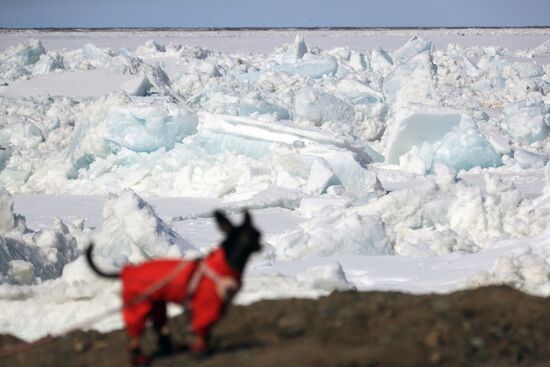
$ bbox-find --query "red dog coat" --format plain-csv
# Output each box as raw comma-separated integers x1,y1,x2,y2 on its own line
121,248,241,340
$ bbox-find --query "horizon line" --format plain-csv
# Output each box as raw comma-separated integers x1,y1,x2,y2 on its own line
1,26,550,32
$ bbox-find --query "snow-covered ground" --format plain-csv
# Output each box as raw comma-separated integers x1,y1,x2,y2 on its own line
1,28,550,341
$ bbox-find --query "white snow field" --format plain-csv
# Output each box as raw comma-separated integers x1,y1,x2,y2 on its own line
1,28,550,341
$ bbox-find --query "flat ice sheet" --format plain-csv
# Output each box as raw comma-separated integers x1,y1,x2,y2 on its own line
1,29,549,53
0,68,140,98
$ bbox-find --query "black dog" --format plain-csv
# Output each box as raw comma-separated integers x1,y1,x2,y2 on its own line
86,210,261,366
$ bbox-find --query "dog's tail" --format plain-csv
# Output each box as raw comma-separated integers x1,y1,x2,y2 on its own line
85,243,120,279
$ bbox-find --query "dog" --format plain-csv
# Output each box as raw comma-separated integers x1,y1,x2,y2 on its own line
85,210,262,366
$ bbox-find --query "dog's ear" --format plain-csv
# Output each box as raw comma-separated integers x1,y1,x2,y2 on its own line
243,210,252,226
214,210,233,234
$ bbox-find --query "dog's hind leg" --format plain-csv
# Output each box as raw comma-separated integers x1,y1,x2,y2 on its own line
151,301,168,331
123,301,152,365
151,301,173,356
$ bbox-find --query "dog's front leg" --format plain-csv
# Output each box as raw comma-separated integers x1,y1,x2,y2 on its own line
190,296,224,355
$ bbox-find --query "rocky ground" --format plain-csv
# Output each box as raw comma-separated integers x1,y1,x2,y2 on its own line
2,286,550,367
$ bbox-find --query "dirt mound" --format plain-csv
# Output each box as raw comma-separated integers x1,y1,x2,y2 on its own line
2,286,550,367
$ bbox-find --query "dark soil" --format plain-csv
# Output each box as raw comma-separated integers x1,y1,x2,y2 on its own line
2,286,550,367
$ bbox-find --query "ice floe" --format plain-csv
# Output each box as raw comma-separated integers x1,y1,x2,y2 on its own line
1,30,550,340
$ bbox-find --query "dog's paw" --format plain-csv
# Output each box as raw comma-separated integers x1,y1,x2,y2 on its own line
154,334,174,357
191,347,213,359
129,347,151,367
190,340,213,358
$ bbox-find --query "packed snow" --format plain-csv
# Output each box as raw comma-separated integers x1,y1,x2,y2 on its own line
0,28,550,342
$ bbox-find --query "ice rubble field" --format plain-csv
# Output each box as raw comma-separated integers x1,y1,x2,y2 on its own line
1,29,550,341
